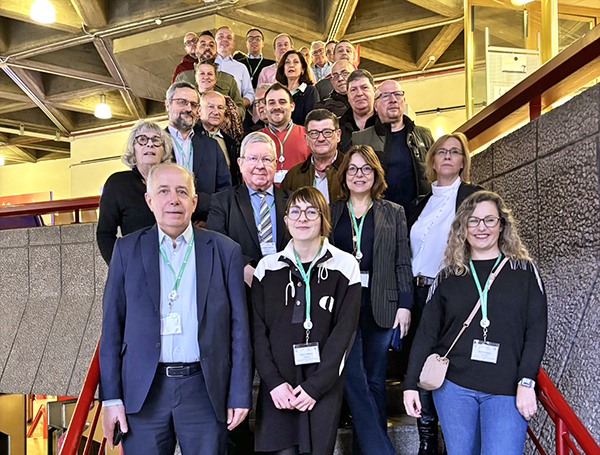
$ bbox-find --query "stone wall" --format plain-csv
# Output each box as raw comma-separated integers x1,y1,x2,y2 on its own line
0,223,107,397
470,83,600,452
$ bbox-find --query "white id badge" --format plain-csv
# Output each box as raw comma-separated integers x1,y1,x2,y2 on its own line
360,271,370,288
260,242,277,256
161,313,182,335
471,339,500,363
293,342,321,365
274,170,288,184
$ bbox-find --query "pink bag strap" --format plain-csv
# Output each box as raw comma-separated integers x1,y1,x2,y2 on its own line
441,257,509,359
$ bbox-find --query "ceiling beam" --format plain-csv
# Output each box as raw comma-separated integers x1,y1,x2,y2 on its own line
405,0,461,17
46,85,110,103
0,0,82,33
416,21,463,69
69,0,107,29
2,66,74,134
345,15,462,42
0,133,37,162
95,37,149,116
327,0,360,42
7,137,70,154
0,101,36,115
360,46,418,72
225,8,318,43
0,18,8,54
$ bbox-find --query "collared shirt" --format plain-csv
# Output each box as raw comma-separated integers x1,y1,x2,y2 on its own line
311,61,332,82
257,63,277,85
158,223,200,363
167,125,195,172
215,54,254,103
248,184,277,243
311,151,337,203
247,54,263,59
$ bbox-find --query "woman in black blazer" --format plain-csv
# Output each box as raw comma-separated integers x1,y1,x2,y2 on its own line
407,132,482,455
329,145,413,455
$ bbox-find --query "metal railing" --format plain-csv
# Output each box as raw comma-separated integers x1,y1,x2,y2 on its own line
0,195,100,223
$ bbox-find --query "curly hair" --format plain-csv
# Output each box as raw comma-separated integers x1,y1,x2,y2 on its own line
122,120,173,169
275,50,315,86
443,190,531,276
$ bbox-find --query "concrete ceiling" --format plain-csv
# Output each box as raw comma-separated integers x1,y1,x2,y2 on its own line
0,0,598,165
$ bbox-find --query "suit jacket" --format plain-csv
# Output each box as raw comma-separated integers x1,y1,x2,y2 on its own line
198,124,241,186
407,182,484,228
99,225,252,422
329,198,413,327
165,125,232,222
206,184,291,267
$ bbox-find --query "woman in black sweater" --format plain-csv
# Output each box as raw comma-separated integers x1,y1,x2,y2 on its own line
96,120,172,264
404,190,547,455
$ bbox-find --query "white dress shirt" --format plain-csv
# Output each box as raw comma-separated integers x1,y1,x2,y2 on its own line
215,54,254,103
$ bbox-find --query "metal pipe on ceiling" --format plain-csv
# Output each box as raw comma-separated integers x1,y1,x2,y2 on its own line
351,16,464,43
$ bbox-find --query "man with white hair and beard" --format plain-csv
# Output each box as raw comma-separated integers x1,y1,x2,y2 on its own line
165,81,231,225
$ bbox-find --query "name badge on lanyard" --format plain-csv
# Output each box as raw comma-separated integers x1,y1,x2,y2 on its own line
161,313,182,335
274,170,287,184
293,342,321,365
471,339,499,363
260,242,277,256
360,271,370,288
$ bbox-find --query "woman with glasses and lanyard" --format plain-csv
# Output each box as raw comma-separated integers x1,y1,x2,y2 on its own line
404,190,547,455
329,145,413,455
97,120,172,264
252,187,361,455
405,132,481,455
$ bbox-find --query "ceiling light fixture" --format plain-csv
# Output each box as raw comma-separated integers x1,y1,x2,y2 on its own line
30,0,56,24
0,156,4,166
510,0,534,5
94,94,112,119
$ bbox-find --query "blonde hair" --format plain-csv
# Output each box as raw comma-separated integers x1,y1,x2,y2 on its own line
122,120,173,169
443,190,531,276
425,132,471,183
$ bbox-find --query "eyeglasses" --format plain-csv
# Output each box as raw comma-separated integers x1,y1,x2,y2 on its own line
311,48,324,56
287,207,321,220
184,38,199,47
435,147,464,157
467,216,502,228
331,70,350,80
135,135,164,147
172,98,199,110
246,36,262,42
347,164,373,176
242,155,276,165
376,91,405,101
306,129,337,139
252,98,266,106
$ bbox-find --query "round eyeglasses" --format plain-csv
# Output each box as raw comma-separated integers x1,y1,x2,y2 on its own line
287,207,321,220
347,164,373,176
135,135,164,147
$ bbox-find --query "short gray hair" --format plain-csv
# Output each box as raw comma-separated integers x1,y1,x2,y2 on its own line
166,81,199,104
146,162,196,196
310,40,325,51
122,120,173,169
240,132,276,159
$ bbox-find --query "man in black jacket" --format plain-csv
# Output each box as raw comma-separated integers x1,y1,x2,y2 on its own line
339,69,377,152
352,79,433,217
240,28,275,89
315,60,353,117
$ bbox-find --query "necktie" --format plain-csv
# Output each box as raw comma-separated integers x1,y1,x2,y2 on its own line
257,192,273,243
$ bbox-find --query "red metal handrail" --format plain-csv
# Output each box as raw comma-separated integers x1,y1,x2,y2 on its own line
528,368,600,455
0,196,100,223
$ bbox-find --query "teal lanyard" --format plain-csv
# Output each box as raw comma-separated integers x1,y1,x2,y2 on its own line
348,198,372,261
469,254,502,331
159,235,195,312
268,123,293,165
293,241,324,340
252,195,276,227
246,57,264,77
173,139,193,171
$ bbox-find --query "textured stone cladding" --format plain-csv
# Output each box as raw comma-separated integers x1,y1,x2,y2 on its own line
470,83,600,453
0,223,106,396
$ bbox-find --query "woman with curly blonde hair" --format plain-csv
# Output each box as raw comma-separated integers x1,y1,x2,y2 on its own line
403,190,547,455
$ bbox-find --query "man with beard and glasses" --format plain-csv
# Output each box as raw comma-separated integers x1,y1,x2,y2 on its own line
258,83,310,186
175,31,246,120
172,32,199,83
164,82,231,226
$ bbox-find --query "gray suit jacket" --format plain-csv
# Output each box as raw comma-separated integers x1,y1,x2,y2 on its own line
329,198,413,327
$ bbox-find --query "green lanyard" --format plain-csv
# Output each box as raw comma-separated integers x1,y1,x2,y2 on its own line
246,57,264,77
252,193,276,228
268,123,293,165
469,254,502,331
348,198,372,261
210,130,218,138
292,241,324,339
159,235,195,312
172,139,193,172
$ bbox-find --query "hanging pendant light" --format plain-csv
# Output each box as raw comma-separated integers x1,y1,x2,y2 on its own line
30,0,56,24
94,94,112,119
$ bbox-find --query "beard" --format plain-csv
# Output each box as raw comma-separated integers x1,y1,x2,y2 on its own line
172,111,195,131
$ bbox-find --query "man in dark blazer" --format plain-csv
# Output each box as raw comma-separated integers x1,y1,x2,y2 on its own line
165,81,231,225
100,163,251,455
207,131,291,288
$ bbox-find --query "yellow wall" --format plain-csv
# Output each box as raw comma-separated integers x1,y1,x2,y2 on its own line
0,158,71,200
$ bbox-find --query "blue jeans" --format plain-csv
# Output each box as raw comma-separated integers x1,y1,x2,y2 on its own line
433,379,528,455
343,295,395,455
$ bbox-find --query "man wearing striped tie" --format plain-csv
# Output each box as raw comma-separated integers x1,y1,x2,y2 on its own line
206,132,291,287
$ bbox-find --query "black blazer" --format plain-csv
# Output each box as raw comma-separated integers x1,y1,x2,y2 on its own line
329,198,413,328
198,125,241,186
165,125,232,222
206,184,291,267
408,182,484,228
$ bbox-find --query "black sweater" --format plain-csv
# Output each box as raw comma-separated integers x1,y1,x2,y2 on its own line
96,167,156,264
404,258,547,396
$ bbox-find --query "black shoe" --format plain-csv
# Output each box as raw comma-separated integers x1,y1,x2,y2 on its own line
417,419,439,455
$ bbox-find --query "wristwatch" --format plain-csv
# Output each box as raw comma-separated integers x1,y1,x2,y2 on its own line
518,378,535,388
